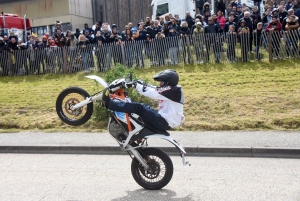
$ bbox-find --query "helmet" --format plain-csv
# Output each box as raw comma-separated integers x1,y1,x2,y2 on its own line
146,34,151,38
153,69,179,86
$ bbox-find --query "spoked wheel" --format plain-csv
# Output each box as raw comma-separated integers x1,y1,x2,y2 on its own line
56,87,93,126
131,148,173,190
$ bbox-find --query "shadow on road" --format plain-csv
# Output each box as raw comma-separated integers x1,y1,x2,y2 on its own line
111,189,194,200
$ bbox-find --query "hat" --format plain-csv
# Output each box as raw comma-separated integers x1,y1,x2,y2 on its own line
237,5,242,8
112,24,117,29
84,23,88,25
240,20,246,25
272,9,278,15
196,22,202,25
42,36,47,39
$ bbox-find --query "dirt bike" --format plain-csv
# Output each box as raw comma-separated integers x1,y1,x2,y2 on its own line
56,74,189,190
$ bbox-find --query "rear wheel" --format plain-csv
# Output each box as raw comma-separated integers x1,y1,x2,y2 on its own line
56,87,93,126
131,148,173,190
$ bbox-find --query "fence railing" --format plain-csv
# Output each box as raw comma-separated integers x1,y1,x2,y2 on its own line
0,30,299,76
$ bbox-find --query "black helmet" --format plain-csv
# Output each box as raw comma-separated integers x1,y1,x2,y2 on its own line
153,69,179,86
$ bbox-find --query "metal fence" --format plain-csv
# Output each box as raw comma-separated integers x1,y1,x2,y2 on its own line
1,30,299,76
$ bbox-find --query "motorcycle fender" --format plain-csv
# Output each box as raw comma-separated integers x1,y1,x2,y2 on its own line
85,75,109,88
144,134,186,154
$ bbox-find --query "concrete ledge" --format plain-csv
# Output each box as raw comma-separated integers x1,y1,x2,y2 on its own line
0,145,299,158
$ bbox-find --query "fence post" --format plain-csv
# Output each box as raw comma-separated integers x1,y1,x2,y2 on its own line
62,47,68,73
268,31,273,62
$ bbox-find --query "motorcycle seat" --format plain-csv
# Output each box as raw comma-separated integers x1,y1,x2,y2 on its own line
144,122,170,136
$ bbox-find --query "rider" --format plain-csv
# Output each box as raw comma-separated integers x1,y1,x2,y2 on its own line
102,69,185,131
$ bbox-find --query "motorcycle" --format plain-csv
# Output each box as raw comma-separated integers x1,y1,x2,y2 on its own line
56,74,189,190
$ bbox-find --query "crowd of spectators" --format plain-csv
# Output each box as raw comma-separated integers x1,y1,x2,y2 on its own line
1,0,300,76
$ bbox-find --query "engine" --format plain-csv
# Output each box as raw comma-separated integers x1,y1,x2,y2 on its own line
109,120,128,142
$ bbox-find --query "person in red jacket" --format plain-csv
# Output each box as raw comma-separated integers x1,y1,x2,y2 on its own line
266,16,282,59
217,11,227,30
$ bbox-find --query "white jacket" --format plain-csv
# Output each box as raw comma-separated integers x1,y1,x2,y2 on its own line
136,83,185,128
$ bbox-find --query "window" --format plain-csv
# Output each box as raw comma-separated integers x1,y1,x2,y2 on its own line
156,3,169,16
32,26,47,37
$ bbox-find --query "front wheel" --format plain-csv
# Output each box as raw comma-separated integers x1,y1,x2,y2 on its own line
131,148,173,190
56,87,93,126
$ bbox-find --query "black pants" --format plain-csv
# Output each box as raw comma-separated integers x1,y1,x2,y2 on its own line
108,100,170,131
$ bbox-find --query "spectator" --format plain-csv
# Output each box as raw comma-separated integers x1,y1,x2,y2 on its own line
204,17,219,63
293,0,300,11
217,0,226,14
77,34,91,72
65,30,72,40
236,5,243,16
145,17,151,27
191,18,201,35
74,28,81,40
185,11,195,30
133,25,147,68
113,36,124,65
93,31,104,44
236,0,242,8
282,9,295,30
174,14,182,25
95,38,105,71
263,9,273,29
212,14,222,32
34,37,45,74
285,0,294,11
225,4,233,18
94,22,101,34
159,16,165,26
53,22,63,38
193,22,205,64
265,0,274,8
6,37,19,75
83,23,94,35
278,5,288,23
47,40,57,73
54,29,67,47
226,25,237,63
168,28,179,65
266,16,282,59
66,34,78,72
161,22,171,37
9,32,18,43
202,2,211,15
154,32,166,66
0,37,8,76
44,32,50,40
203,9,211,24
147,21,160,39
54,29,66,72
144,34,154,65
41,36,48,46
83,30,93,44
179,21,192,64
16,40,28,75
254,0,262,12
3,35,9,44
241,11,254,40
238,20,250,62
217,11,226,30
171,19,180,32
251,6,262,29
224,13,237,33
123,28,134,67
284,14,299,58
253,22,264,60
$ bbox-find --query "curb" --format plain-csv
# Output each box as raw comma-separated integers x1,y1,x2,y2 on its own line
0,146,300,158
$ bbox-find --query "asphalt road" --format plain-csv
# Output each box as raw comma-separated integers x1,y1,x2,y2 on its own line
0,154,299,201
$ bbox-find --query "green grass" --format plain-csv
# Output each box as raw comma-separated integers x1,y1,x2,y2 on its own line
0,59,300,132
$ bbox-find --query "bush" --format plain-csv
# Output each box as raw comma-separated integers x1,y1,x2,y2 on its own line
93,63,156,121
